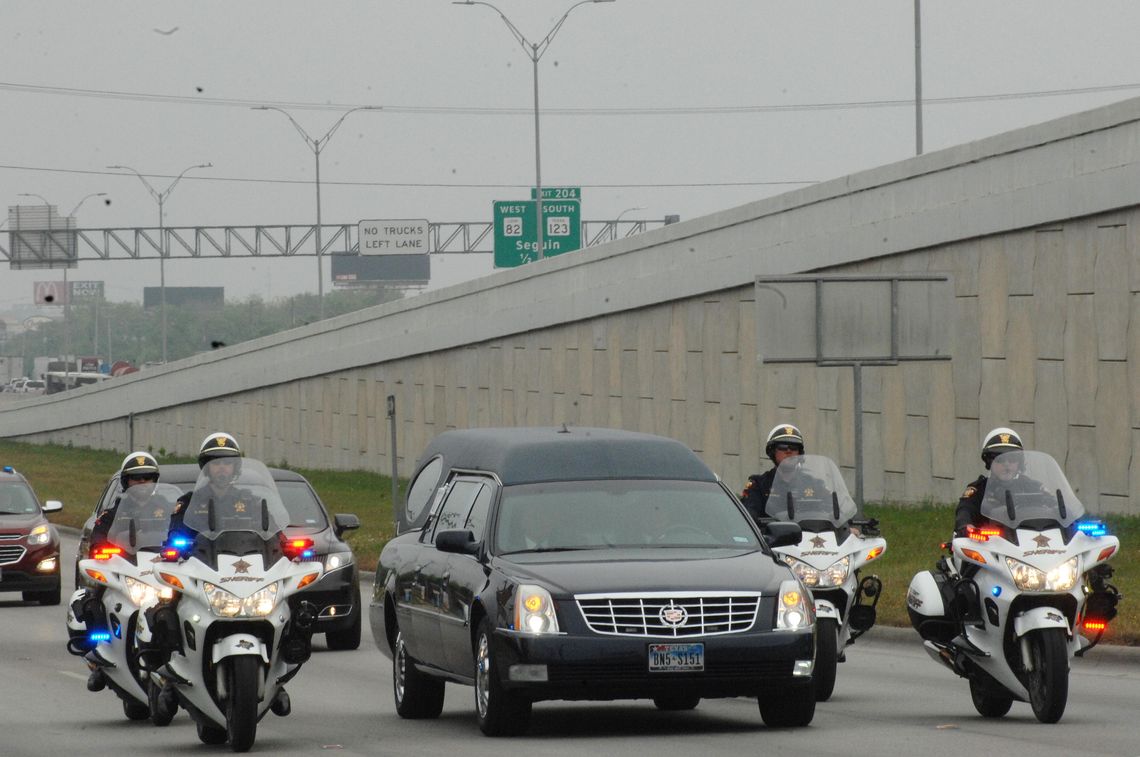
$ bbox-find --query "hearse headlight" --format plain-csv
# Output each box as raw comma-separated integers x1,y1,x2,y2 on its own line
776,579,813,630
514,584,559,635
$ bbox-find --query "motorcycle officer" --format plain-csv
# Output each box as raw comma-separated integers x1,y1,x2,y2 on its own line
954,427,1035,537
72,451,170,690
741,424,806,521
168,432,254,540
90,451,168,544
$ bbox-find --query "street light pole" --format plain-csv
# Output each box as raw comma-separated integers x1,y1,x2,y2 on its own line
253,106,382,321
454,0,615,261
613,206,645,241
108,163,211,363
914,0,923,156
66,193,108,361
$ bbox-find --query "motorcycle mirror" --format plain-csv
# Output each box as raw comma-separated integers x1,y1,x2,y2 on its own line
1005,489,1016,521
1055,489,1066,520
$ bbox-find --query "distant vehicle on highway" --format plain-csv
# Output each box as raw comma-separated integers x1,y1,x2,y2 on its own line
21,380,45,394
43,371,109,394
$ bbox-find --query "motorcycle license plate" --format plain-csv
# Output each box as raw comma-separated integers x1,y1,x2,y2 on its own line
649,643,704,672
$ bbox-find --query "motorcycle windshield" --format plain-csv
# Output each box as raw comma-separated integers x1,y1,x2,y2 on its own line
978,450,1085,529
103,483,183,555
764,454,858,526
181,458,291,539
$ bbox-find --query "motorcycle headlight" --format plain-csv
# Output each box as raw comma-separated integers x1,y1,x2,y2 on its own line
514,584,559,635
203,581,280,617
124,576,160,607
776,579,813,630
27,524,50,546
1005,557,1080,592
784,556,849,588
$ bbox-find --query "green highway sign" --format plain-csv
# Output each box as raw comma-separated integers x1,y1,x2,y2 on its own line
493,199,582,268
530,186,582,201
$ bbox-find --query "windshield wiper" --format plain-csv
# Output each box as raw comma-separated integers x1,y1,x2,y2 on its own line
502,545,604,555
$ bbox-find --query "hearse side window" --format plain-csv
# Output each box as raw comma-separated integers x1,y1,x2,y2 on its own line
463,483,494,542
405,456,444,525
430,479,483,544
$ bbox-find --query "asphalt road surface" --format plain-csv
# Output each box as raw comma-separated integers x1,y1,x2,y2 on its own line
0,532,1136,757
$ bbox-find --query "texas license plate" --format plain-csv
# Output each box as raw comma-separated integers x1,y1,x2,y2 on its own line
648,642,704,672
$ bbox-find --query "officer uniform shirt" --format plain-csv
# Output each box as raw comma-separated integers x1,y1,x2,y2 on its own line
170,483,256,536
741,469,777,521
91,492,172,544
953,475,989,536
742,468,830,522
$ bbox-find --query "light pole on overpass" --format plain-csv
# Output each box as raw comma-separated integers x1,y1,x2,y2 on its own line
253,105,382,321
613,206,645,241
107,163,212,363
453,0,615,261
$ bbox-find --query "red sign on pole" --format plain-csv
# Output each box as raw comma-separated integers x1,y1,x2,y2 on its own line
33,281,68,305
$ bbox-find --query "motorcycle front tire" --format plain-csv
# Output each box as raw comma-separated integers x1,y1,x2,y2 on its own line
814,618,839,701
1026,628,1069,723
226,656,261,752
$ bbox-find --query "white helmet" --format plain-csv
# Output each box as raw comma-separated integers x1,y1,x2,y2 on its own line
765,423,805,462
980,426,1023,469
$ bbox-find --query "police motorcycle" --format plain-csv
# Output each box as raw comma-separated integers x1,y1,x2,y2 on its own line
134,459,322,752
907,450,1122,723
65,483,184,720
763,454,886,701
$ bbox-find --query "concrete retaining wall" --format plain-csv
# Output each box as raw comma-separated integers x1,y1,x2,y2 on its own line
6,97,1140,514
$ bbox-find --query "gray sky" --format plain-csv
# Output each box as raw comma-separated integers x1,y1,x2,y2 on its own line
3,0,1140,312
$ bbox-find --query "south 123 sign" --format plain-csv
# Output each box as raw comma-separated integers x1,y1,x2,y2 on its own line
492,199,582,268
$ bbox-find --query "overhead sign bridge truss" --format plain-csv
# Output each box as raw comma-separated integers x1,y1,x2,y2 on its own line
2,220,663,266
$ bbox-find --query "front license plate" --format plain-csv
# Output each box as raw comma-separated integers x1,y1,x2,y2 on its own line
648,642,704,672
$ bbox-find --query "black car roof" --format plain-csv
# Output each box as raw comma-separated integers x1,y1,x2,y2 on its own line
415,427,716,486
108,463,307,486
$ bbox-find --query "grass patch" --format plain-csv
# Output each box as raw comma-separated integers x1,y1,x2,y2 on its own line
3,439,1135,645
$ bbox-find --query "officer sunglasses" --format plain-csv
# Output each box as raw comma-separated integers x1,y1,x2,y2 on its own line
772,444,801,453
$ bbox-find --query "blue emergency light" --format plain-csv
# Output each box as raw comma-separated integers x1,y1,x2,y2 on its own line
1075,521,1108,537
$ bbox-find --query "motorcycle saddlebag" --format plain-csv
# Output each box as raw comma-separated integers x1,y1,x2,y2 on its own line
906,570,957,642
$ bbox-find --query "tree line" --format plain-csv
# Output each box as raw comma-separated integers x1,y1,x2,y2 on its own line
2,288,403,374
